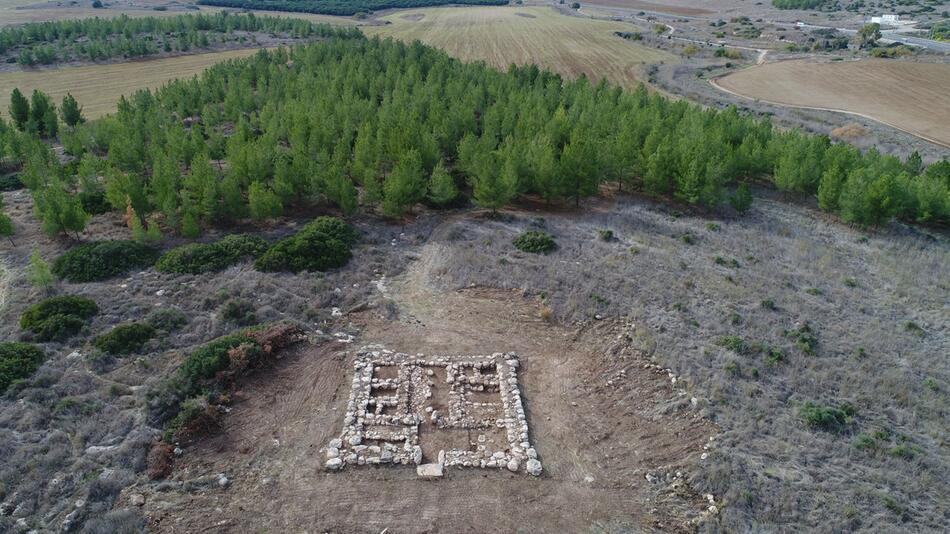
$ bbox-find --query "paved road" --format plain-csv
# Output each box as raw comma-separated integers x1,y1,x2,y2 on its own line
780,21,950,53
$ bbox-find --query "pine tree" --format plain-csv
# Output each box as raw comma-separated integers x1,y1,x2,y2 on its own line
9,89,30,131
427,159,458,206
0,196,14,245
729,183,753,214
470,153,516,214
558,133,600,206
382,149,425,217
905,151,923,176
29,90,55,138
248,181,283,220
60,93,84,127
28,248,54,290
33,175,89,238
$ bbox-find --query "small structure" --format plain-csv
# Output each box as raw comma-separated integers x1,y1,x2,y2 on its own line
870,14,900,26
325,346,541,477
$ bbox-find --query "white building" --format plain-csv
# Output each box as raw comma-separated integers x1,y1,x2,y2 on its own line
870,14,900,26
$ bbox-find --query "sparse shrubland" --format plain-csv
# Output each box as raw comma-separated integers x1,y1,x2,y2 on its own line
53,240,158,282
0,342,45,392
19,295,98,341
156,233,268,274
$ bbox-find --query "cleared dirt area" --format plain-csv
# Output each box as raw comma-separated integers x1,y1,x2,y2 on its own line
364,6,677,88
713,59,950,149
132,251,716,533
0,48,262,119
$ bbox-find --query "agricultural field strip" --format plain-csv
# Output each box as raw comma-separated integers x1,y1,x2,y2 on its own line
0,48,263,119
364,5,677,88
713,59,950,149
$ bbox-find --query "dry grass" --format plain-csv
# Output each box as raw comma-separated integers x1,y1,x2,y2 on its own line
364,5,677,88
0,48,262,119
714,59,950,149
831,122,871,140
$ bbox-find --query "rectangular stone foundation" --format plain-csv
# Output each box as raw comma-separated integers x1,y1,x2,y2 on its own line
324,346,542,476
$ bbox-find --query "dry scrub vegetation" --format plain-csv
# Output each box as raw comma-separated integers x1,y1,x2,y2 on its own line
1,181,947,531
415,193,949,532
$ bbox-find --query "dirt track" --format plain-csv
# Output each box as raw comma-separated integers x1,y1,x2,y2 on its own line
134,233,716,533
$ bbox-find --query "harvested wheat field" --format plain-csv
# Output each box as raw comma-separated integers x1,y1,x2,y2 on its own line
364,6,676,88
714,59,950,149
0,48,262,119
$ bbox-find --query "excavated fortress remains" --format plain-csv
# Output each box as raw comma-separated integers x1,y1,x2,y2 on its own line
325,346,542,477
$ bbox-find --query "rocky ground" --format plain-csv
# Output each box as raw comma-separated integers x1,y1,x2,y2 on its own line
1,185,947,532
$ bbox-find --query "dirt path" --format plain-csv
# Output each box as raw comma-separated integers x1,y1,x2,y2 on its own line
133,219,717,533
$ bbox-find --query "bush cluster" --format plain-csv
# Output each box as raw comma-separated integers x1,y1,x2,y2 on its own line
513,231,557,254
147,307,188,331
19,295,98,341
799,401,856,432
0,342,45,392
254,216,358,273
220,298,257,326
0,173,22,191
94,322,157,355
178,333,255,388
156,233,268,274
52,240,158,282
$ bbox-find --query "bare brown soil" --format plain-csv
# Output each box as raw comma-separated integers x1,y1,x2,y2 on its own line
581,0,713,16
713,58,950,149
131,241,716,533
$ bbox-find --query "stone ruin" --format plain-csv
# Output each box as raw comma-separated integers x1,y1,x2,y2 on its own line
324,346,542,477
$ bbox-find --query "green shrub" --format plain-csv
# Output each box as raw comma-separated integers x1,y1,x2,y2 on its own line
785,322,818,355
799,401,856,432
147,308,187,331
717,335,749,354
156,233,268,274
513,231,557,254
220,298,256,326
254,217,356,273
714,256,741,268
760,299,777,311
20,295,98,341
215,233,270,259
598,229,614,241
94,322,156,355
178,333,253,386
53,240,158,282
0,342,45,392
162,397,209,442
0,173,23,191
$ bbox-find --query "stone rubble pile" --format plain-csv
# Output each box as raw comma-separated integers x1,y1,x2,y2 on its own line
325,346,542,477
